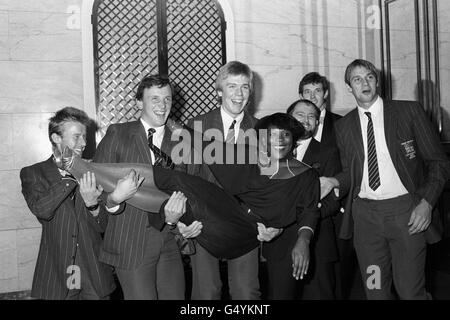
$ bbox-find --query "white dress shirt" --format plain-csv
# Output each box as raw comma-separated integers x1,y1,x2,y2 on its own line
295,137,312,162
220,107,244,143
314,109,327,142
357,96,408,200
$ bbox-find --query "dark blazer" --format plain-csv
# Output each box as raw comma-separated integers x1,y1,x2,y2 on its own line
186,108,258,184
321,110,342,147
20,157,115,299
334,100,450,243
93,120,181,269
302,138,340,263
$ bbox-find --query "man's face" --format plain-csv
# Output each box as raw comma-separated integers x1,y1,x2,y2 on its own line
53,121,87,156
219,74,251,118
267,127,293,160
140,85,172,127
290,102,319,139
300,82,328,111
346,66,378,109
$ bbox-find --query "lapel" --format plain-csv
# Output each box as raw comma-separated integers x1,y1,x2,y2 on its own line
42,156,64,184
322,111,333,140
302,138,320,164
348,109,365,164
131,120,153,164
383,100,399,166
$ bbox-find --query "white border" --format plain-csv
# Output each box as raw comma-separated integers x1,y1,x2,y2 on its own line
81,0,235,121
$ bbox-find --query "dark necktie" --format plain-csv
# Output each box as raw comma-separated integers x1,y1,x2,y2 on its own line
147,128,175,170
365,112,381,191
225,120,236,144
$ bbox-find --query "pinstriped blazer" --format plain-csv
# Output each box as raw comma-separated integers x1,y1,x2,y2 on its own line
334,100,450,242
93,120,181,270
20,157,115,299
186,107,258,184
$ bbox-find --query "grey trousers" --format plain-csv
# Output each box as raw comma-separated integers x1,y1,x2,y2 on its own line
352,194,428,300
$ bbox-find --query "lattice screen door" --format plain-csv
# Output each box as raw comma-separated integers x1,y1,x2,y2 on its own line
93,0,226,137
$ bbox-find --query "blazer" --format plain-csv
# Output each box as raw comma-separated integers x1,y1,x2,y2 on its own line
186,107,258,184
20,157,115,299
93,120,181,269
334,100,450,243
302,138,340,263
320,110,342,148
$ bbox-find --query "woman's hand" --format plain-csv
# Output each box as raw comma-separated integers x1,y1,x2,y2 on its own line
256,223,283,242
291,237,310,280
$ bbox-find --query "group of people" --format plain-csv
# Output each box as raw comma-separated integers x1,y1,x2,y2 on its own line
20,59,450,300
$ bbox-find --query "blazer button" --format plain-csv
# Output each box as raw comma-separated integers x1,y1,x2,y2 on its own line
66,183,70,187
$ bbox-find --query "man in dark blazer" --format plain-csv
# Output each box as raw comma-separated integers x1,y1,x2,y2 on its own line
288,99,340,299
299,72,342,147
185,61,259,300
299,72,356,299
321,59,450,299
94,75,191,300
20,107,116,300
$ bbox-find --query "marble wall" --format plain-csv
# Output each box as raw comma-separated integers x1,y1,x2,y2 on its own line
0,0,382,294
228,0,382,118
0,0,83,293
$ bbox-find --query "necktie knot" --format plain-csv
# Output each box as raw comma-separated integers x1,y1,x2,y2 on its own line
148,128,156,138
365,112,372,120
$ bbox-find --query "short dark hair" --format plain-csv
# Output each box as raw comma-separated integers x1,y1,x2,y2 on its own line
286,99,320,119
344,59,379,86
215,60,254,92
254,113,306,152
135,74,173,101
298,72,329,96
48,107,90,146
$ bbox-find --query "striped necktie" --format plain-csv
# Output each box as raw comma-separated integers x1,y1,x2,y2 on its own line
147,128,174,169
225,120,236,144
365,112,380,191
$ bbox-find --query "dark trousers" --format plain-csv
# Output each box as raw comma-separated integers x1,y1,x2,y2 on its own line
190,242,260,300
115,226,185,300
353,194,428,300
300,260,336,300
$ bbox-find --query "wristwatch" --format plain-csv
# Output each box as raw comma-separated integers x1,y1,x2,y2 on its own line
165,221,177,229
86,203,100,211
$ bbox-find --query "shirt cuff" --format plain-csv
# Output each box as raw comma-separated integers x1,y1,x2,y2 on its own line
106,205,120,213
298,226,314,236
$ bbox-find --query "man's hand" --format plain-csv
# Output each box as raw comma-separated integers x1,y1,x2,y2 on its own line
292,229,312,280
256,223,283,242
79,171,103,207
177,221,203,238
164,191,187,224
107,169,144,207
319,176,339,200
408,199,432,235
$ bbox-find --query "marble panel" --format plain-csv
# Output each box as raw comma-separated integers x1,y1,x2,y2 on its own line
0,0,82,13
0,61,83,114
0,230,18,283
0,170,40,232
0,114,14,170
12,113,53,170
9,11,82,61
17,228,41,291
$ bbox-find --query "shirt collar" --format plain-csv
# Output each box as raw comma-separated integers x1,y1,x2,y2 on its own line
220,107,245,130
357,95,383,118
140,118,165,138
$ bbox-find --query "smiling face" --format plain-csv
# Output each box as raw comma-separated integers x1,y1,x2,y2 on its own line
290,102,319,139
51,121,86,156
266,127,294,160
218,74,251,118
140,85,172,127
300,82,328,111
346,66,378,109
